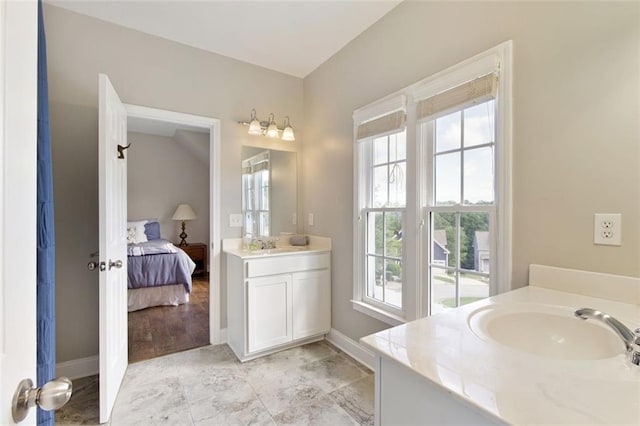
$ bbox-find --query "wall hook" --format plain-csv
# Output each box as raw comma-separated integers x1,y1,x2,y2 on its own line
117,143,131,159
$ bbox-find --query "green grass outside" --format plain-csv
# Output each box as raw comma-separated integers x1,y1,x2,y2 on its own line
440,297,484,308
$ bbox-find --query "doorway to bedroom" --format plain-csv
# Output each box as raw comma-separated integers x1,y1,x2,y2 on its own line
123,107,220,363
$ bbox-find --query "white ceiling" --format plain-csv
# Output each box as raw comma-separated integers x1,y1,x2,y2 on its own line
47,0,401,78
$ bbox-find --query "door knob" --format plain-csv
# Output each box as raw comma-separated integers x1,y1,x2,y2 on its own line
12,377,72,422
108,259,123,270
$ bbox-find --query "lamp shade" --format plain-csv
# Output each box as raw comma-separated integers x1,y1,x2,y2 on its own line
282,116,295,141
172,204,197,221
265,112,279,138
248,118,263,135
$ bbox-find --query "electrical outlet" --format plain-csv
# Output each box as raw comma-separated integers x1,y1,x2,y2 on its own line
594,213,621,246
229,213,243,228
308,213,314,226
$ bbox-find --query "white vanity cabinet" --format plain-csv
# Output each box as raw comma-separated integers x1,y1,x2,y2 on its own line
247,274,293,353
227,251,331,361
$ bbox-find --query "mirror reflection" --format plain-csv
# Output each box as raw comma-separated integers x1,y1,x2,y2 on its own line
241,146,297,238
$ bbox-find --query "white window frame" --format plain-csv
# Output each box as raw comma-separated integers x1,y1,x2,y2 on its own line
361,134,407,315
353,95,413,325
353,41,512,324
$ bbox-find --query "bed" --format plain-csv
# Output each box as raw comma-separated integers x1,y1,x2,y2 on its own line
126,220,196,312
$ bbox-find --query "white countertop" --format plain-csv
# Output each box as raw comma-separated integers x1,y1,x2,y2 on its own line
224,245,330,259
361,279,640,425
222,235,332,259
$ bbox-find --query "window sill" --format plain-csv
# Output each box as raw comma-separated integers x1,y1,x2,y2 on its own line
351,300,406,327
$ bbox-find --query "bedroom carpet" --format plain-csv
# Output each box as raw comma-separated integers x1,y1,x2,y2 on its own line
128,275,210,363
55,341,374,425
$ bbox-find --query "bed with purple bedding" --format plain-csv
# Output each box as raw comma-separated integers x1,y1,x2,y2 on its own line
126,238,196,311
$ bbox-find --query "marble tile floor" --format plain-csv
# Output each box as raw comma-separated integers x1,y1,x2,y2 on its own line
55,340,374,425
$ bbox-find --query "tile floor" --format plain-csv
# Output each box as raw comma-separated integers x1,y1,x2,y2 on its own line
128,276,210,363
56,340,374,425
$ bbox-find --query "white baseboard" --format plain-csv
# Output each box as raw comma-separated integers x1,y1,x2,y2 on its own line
326,328,374,371
56,355,99,380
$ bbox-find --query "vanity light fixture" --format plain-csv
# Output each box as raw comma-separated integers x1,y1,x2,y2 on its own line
239,109,296,141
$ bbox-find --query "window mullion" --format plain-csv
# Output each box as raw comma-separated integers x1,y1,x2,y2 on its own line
460,110,465,204
382,211,386,304
455,212,461,307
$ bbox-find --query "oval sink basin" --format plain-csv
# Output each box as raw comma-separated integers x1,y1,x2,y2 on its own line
468,304,623,360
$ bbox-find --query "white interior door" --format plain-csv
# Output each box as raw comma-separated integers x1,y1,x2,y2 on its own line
98,74,128,424
0,1,38,423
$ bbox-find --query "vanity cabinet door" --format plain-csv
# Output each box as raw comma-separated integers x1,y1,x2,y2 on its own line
292,269,331,340
247,274,293,353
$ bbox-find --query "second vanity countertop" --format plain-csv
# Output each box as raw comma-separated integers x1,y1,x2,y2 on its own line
223,236,332,259
360,267,640,425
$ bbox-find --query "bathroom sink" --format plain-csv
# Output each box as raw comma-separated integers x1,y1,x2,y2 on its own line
248,246,308,255
468,303,623,360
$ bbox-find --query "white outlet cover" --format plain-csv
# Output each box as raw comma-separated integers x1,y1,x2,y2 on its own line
229,213,243,228
594,213,621,246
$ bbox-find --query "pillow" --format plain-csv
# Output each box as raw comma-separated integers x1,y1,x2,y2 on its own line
127,220,148,244
144,221,161,240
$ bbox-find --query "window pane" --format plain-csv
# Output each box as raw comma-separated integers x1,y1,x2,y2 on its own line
435,111,461,152
245,186,254,210
435,152,460,205
463,147,494,205
463,100,494,148
385,212,403,258
373,165,388,207
385,258,402,308
430,267,456,314
373,137,388,165
261,185,269,209
432,212,456,268
244,212,254,237
366,211,384,256
459,272,490,307
389,131,406,162
259,212,269,237
388,162,406,207
367,256,384,302
459,212,489,271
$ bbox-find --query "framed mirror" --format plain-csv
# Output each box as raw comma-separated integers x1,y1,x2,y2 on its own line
241,146,297,238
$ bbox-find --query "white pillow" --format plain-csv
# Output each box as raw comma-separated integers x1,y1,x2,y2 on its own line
127,220,148,244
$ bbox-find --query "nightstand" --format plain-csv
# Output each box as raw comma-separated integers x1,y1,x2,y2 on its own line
178,242,207,276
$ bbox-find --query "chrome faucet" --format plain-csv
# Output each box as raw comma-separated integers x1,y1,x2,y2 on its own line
575,308,640,366
250,238,277,250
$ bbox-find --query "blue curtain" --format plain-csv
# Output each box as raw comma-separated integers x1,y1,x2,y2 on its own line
37,1,56,425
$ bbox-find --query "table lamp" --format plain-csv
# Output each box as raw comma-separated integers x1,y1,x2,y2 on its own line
172,203,197,246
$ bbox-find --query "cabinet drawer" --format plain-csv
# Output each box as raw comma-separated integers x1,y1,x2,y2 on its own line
246,253,330,278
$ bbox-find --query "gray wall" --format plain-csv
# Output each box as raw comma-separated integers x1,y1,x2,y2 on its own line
127,132,210,247
302,1,640,340
46,4,303,362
